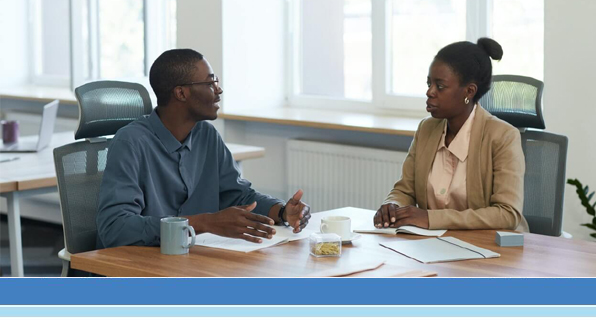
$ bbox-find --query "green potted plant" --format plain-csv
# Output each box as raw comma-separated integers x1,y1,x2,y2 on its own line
567,179,596,239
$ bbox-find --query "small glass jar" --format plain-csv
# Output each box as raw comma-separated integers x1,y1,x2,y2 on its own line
309,233,342,257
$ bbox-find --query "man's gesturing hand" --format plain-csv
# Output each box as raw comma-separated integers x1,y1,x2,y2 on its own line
191,202,277,243
284,189,311,233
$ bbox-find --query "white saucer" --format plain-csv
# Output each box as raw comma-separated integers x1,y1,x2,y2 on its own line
341,232,361,244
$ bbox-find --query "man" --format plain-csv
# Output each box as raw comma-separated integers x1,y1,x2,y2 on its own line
97,49,311,248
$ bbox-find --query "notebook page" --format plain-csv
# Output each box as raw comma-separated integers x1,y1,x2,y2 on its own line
354,225,446,237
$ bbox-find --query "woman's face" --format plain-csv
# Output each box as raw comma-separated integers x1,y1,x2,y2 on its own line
426,59,470,119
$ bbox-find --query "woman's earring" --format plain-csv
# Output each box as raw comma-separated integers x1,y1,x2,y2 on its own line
464,97,470,104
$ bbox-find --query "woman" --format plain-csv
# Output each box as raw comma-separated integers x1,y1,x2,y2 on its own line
374,38,529,231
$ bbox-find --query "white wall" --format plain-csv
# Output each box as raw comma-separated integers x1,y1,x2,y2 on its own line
544,0,596,240
177,0,287,135
0,0,29,87
177,0,225,133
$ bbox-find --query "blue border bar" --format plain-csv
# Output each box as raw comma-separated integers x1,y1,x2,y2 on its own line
0,306,595,317
0,278,594,305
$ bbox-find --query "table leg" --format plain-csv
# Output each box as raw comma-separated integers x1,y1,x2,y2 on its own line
6,192,24,277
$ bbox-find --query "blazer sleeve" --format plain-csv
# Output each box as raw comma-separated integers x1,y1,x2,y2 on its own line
427,127,525,230
383,120,424,207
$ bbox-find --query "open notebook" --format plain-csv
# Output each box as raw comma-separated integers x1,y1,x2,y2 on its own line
354,225,447,237
380,236,500,264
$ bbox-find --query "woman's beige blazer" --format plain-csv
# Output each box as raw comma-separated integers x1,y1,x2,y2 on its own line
385,106,529,231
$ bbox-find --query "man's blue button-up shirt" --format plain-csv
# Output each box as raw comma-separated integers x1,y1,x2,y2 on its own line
96,109,282,248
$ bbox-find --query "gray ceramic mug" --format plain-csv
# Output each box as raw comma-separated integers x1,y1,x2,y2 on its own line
160,217,196,255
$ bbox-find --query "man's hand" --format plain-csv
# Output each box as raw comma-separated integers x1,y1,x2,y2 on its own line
188,202,276,243
284,189,311,233
374,204,429,229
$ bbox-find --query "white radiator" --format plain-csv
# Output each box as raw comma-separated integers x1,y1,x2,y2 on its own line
287,140,407,213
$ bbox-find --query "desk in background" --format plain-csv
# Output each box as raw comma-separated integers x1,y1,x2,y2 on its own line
0,132,265,277
71,207,596,277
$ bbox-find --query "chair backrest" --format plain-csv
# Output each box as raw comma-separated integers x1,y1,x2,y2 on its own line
519,130,568,236
479,75,545,129
54,141,110,254
481,75,567,236
54,81,152,254
74,81,152,140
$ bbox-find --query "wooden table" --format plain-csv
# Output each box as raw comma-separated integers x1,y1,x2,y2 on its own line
0,132,265,277
71,207,596,277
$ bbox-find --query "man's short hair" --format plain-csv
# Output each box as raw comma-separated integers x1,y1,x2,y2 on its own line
149,49,204,106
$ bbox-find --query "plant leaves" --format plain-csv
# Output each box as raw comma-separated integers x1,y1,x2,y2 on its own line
581,223,596,231
591,233,596,239
589,191,595,202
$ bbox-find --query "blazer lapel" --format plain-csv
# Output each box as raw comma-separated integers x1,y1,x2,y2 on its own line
416,119,445,209
467,106,489,208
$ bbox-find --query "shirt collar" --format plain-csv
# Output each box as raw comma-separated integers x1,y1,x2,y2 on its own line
148,109,193,153
437,104,477,162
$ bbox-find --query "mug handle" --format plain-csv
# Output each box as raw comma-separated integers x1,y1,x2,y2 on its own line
183,226,196,249
320,223,328,233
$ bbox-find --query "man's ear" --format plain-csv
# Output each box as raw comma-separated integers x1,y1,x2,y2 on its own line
172,86,188,102
466,83,478,101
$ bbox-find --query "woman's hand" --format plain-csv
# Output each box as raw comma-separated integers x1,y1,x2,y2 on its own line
374,204,429,229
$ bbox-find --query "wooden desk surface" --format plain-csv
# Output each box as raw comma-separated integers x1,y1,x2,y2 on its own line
0,133,264,193
71,207,596,277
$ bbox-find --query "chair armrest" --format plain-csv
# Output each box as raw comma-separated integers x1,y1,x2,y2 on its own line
58,248,71,262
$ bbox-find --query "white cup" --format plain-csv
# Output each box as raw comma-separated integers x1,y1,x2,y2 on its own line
320,216,351,240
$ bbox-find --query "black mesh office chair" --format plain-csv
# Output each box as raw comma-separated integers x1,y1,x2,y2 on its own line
54,81,152,276
480,75,568,237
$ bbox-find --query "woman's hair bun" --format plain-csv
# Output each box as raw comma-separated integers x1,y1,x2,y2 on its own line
477,37,503,61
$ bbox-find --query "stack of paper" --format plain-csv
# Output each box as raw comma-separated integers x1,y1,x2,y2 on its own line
380,236,500,264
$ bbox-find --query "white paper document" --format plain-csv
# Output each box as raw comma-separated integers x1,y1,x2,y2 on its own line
274,225,313,242
354,225,447,237
193,225,313,253
379,236,500,264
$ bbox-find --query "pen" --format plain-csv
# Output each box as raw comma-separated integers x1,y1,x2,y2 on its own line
0,157,20,163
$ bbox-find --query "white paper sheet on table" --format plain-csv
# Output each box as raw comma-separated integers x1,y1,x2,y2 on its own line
273,224,315,242
193,225,313,253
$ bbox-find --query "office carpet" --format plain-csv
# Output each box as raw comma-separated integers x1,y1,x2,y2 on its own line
0,214,64,277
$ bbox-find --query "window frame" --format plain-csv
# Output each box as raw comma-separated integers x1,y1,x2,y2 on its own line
287,0,543,115
28,0,71,87
29,0,175,90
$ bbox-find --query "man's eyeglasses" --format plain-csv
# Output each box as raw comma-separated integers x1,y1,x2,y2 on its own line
177,76,220,90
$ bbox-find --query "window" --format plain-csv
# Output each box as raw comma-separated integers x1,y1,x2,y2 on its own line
289,0,544,114
389,0,466,97
29,0,71,87
298,0,372,101
491,0,544,80
97,0,146,79
30,0,176,88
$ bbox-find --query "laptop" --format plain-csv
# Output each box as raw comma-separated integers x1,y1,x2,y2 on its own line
0,100,59,153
